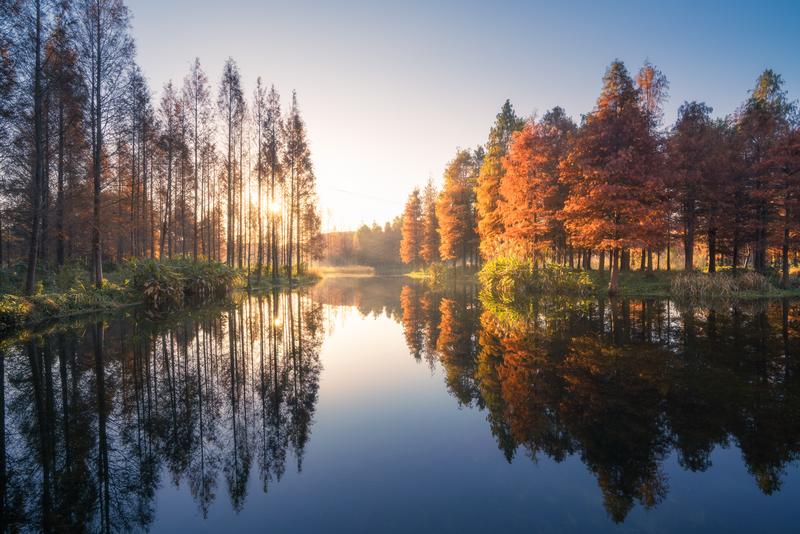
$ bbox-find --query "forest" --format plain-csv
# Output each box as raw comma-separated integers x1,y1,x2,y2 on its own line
0,0,324,305
398,61,800,294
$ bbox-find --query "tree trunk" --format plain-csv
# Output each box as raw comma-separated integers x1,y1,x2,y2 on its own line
26,0,44,294
708,228,717,273
92,8,103,288
608,248,619,295
56,102,65,267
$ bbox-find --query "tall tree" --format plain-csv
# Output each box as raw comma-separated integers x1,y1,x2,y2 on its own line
562,61,660,294
183,57,210,261
217,58,243,266
476,99,524,259
283,91,310,276
436,148,482,268
263,84,282,279
737,69,795,273
158,81,180,258
400,188,422,266
76,0,133,287
252,76,266,283
17,0,53,293
667,101,719,271
420,179,440,264
499,107,575,260
45,9,86,268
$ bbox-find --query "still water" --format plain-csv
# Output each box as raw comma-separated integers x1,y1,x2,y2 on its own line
1,276,799,533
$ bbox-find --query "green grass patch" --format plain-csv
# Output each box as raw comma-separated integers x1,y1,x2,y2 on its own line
479,256,595,303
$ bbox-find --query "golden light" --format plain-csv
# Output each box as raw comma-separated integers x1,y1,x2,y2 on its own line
273,318,282,327
269,200,281,215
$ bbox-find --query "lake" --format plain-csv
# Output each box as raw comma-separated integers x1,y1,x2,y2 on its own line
2,276,799,533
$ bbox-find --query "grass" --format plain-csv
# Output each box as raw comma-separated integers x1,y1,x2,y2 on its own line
479,256,595,302
586,269,800,299
471,255,800,300
0,258,321,335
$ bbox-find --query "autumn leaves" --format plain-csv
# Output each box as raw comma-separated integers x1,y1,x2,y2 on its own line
400,60,799,294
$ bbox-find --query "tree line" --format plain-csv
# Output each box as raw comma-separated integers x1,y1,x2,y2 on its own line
323,219,403,270
0,0,323,295
399,60,800,292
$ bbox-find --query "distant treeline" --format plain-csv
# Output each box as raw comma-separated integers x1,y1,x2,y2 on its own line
399,60,799,291
322,219,402,271
0,0,323,295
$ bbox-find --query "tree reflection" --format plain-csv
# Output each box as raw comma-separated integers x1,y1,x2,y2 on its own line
399,286,800,523
1,291,323,531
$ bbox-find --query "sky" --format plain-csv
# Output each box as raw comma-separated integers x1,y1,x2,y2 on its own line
127,0,800,232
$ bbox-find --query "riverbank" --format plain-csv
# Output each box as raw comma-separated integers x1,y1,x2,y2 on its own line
478,256,800,301
408,257,800,300
0,259,320,334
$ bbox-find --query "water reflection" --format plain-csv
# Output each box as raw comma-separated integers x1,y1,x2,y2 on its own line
1,278,799,530
1,291,322,532
394,282,800,523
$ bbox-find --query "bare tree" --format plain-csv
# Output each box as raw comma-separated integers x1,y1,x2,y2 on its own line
75,0,133,287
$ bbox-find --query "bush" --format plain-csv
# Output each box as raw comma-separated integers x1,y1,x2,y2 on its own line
0,295,32,332
479,256,595,302
123,258,239,311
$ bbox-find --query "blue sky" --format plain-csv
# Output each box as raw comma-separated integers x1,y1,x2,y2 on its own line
128,0,800,230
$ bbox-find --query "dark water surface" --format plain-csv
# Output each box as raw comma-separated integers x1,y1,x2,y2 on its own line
2,276,799,533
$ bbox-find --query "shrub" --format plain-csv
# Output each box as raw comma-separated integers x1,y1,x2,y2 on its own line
0,295,32,332
479,256,595,302
123,258,239,311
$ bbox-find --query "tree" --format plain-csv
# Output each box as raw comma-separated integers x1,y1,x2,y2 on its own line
15,0,54,293
76,0,133,287
183,57,210,261
400,188,422,266
158,81,181,258
771,125,800,287
217,58,243,266
252,76,266,282
476,100,523,258
283,91,310,275
420,179,440,264
736,69,795,274
499,107,575,260
667,101,721,271
45,9,86,268
437,148,482,267
263,84,282,279
561,61,660,294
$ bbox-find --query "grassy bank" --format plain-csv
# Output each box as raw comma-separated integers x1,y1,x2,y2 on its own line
477,256,800,302
0,258,319,334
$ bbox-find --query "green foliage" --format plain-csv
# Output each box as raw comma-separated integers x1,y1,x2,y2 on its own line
479,256,595,303
123,258,240,311
0,295,32,332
